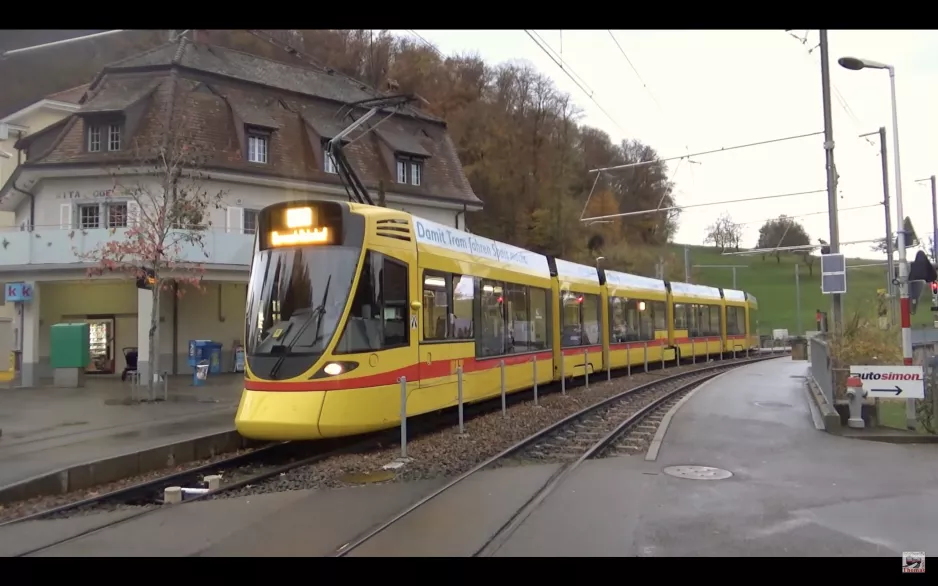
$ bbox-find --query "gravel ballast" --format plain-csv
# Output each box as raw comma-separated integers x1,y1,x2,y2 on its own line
222,357,757,498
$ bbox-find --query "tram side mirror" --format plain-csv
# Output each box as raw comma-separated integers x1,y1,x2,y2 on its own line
411,301,422,311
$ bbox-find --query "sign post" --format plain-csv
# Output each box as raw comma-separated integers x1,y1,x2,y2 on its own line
820,253,847,296
848,365,925,399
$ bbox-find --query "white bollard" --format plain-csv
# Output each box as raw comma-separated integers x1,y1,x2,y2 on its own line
644,341,649,373
532,356,539,406
205,475,222,491
500,360,507,417
164,486,182,504
627,344,631,376
399,376,408,459
457,366,465,435
692,338,696,365
661,342,666,369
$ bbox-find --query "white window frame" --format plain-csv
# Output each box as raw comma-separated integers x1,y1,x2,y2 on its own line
107,201,129,228
243,209,259,234
395,157,423,186
247,132,269,164
88,126,101,152
108,124,122,151
77,203,101,229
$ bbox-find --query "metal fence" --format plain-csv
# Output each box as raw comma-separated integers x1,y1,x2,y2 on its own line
809,335,834,406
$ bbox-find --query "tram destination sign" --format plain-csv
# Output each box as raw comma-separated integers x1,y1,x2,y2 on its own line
848,365,925,399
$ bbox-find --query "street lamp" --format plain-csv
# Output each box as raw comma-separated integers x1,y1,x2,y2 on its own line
839,54,916,429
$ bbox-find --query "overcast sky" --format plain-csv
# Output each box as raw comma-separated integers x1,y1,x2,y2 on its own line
395,30,938,262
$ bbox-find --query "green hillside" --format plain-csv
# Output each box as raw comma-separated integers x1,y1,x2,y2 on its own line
673,245,931,335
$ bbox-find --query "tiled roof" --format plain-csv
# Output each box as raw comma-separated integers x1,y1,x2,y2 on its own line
19,40,480,207
46,83,91,104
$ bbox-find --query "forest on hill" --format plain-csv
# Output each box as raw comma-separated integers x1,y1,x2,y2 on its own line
1,29,684,278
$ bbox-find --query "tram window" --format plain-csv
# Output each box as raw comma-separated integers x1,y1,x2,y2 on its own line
529,287,549,350
687,304,699,337
673,303,687,330
505,283,529,353
477,279,506,357
422,271,450,341
638,300,653,341
726,306,737,335
709,304,721,336
609,297,628,343
582,294,600,346
561,290,598,348
695,305,709,337
652,301,667,332
382,258,409,347
452,275,474,339
335,252,409,353
335,252,382,353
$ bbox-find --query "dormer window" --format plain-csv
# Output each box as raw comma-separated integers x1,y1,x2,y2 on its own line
87,122,123,152
396,157,422,186
246,128,269,164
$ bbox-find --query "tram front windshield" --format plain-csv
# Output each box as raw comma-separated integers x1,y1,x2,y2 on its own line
246,245,360,360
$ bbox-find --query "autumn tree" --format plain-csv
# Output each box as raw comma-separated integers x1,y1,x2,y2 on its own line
76,110,227,398
703,212,742,252
756,215,811,264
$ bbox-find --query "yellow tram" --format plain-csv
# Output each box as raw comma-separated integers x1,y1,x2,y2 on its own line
235,200,760,441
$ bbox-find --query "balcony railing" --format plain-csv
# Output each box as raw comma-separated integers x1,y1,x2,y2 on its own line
0,226,255,268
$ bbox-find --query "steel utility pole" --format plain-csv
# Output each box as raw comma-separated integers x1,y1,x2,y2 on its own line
862,127,897,324
684,246,691,282
932,175,937,262
795,264,803,335
819,30,844,335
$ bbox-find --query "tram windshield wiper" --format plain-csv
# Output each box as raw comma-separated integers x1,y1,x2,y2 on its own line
268,275,332,378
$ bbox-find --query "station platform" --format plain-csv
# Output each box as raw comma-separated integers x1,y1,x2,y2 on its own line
495,356,938,557
0,374,243,492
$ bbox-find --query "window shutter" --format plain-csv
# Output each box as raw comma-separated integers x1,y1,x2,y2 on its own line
227,206,244,234
127,201,141,227
60,203,73,230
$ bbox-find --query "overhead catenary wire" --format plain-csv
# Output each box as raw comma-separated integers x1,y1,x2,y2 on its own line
584,188,828,223
523,30,626,134
588,130,824,174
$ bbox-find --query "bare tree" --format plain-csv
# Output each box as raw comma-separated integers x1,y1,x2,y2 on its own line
75,112,227,398
703,212,742,253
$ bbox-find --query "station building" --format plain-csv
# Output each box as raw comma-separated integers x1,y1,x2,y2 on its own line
0,36,482,385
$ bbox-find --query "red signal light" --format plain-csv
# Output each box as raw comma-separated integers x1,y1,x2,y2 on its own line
497,296,503,304
577,296,584,304
931,282,937,293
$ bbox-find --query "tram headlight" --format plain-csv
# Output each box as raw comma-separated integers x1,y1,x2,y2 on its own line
323,363,344,376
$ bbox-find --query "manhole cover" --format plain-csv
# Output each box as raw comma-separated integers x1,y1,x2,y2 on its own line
754,401,793,408
339,470,396,484
663,465,733,480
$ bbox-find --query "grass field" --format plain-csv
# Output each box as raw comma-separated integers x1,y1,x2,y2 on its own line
672,244,933,335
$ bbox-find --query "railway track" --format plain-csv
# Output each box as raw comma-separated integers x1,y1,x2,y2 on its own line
335,354,783,557
5,351,786,557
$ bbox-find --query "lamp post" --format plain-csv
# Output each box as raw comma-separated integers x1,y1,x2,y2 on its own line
839,54,917,430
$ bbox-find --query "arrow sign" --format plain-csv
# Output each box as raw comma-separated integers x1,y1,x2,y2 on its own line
849,365,925,399
871,386,903,396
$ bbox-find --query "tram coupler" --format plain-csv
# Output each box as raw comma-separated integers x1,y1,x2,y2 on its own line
845,376,867,429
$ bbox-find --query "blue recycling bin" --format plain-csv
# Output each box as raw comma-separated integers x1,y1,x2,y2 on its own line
188,340,212,368
205,343,223,375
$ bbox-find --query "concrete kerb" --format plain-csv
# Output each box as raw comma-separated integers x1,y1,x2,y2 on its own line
805,377,842,433
0,430,260,505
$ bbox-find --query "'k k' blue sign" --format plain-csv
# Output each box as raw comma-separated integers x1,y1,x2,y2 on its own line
5,282,34,303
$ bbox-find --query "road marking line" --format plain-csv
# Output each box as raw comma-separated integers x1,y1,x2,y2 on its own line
644,367,739,462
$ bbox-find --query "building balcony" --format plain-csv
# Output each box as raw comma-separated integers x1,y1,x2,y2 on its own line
0,226,255,268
